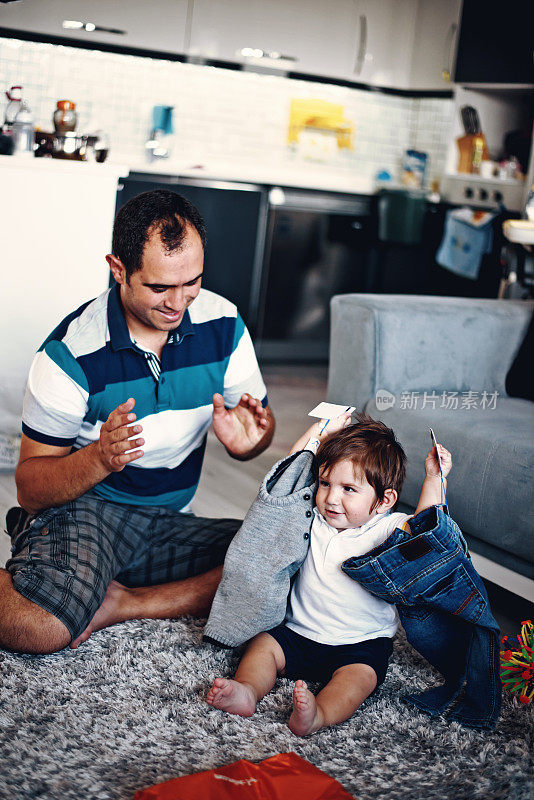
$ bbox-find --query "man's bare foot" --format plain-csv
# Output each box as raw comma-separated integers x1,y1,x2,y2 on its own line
206,678,257,717
70,581,130,649
288,680,323,736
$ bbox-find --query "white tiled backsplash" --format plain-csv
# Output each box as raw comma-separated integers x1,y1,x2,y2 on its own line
0,36,454,186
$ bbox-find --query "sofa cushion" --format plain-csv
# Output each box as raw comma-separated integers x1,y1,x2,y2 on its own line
365,396,534,570
328,295,533,412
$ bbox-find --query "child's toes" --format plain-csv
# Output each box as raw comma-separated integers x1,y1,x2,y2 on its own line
207,678,226,704
294,679,308,704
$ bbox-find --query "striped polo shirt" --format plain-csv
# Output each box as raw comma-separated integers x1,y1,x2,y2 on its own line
22,283,267,511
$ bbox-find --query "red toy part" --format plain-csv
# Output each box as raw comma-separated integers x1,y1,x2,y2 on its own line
134,752,354,800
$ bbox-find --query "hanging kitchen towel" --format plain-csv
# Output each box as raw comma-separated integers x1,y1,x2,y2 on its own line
436,207,496,280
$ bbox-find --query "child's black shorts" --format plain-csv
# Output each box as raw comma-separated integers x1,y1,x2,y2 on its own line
266,624,393,686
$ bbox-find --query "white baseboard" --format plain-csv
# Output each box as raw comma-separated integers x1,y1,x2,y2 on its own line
471,551,534,603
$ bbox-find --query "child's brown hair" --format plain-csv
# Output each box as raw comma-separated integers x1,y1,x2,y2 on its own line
315,413,406,511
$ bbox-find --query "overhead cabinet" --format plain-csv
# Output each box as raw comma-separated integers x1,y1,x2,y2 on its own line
350,0,416,89
409,0,462,90
454,0,534,85
190,0,421,88
189,0,359,80
1,0,486,92
189,0,461,90
0,0,191,54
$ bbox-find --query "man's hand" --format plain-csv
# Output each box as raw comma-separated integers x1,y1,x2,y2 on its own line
96,398,145,473
212,393,273,459
424,444,452,479
15,398,145,514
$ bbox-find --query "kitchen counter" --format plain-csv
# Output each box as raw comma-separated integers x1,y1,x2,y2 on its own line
0,152,373,195
0,153,128,178
123,158,527,211
2,153,525,210
121,156,376,196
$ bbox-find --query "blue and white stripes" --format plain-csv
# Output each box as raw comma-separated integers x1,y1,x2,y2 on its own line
22,284,267,510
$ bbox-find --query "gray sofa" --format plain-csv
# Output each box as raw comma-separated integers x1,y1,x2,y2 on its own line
327,294,534,598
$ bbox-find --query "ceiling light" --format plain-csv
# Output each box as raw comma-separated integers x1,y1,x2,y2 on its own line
62,19,126,35
238,47,297,63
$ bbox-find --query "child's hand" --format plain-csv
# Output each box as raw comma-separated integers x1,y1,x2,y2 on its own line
425,444,452,479
288,411,352,455
317,411,352,438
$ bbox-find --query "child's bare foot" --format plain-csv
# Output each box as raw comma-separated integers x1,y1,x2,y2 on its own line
288,680,323,736
206,678,256,717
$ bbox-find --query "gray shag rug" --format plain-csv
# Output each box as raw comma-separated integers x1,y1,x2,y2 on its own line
1,618,532,800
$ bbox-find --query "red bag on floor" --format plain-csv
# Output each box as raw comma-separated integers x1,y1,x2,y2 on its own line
133,752,354,799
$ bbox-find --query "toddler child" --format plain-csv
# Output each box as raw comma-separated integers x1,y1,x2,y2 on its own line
207,412,452,736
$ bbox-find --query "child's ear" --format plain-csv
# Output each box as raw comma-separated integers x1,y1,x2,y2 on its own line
376,488,398,512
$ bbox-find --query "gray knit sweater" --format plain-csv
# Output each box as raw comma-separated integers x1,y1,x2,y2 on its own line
203,450,315,647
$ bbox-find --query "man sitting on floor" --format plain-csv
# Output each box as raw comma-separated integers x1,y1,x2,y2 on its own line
0,189,274,655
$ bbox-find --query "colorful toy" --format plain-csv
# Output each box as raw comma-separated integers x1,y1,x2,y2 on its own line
500,620,534,704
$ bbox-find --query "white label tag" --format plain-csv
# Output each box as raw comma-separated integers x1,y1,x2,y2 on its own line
308,402,355,419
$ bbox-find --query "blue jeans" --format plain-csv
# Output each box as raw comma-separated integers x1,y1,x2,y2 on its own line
341,506,501,730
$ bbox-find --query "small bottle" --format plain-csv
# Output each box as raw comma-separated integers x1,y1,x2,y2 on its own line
13,100,35,156
471,135,484,174
53,100,77,134
427,179,441,204
3,85,22,131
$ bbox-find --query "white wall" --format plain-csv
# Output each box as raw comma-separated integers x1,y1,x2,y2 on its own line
0,35,454,186
0,159,125,436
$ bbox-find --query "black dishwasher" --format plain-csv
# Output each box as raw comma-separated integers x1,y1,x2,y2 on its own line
255,188,373,362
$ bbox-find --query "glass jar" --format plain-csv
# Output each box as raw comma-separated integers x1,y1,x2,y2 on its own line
53,100,77,134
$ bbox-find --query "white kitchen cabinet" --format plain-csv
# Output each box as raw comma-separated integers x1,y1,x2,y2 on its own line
409,0,462,90
189,0,424,88
349,0,417,88
0,0,191,55
0,157,126,436
189,0,358,80
1,0,462,92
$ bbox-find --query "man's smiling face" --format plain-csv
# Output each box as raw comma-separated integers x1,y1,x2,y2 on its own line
110,223,204,335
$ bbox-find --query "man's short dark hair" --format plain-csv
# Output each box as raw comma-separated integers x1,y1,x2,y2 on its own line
112,189,207,279
315,413,407,511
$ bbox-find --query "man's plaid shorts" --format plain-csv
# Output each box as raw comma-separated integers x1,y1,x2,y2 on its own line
5,490,241,640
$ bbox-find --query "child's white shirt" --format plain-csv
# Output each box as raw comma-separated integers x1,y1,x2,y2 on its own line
285,507,411,645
